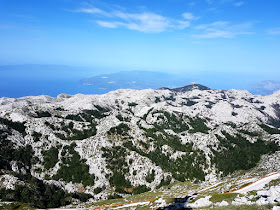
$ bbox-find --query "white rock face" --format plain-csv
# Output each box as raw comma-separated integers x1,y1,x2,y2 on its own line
0,175,24,190
232,196,253,205
256,186,280,205
188,195,212,208
217,200,229,206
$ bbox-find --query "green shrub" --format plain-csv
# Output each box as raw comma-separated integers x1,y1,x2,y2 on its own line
212,132,279,175
53,144,95,186
145,170,155,183
209,193,238,203
128,102,138,107
0,117,26,133
36,111,51,118
0,175,93,208
102,146,131,190
32,131,42,142
155,97,161,103
107,123,130,135
188,117,209,134
124,138,205,182
94,187,104,194
43,147,59,170
260,124,280,134
132,185,151,194
109,172,131,188
156,176,172,189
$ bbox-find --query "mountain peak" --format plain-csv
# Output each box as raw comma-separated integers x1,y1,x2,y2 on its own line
158,84,211,92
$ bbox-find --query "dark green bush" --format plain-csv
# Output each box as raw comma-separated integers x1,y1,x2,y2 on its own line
188,117,209,134
145,170,155,183
212,132,279,175
128,102,138,107
32,131,42,142
35,111,51,118
132,185,151,194
0,117,26,133
260,124,280,134
53,144,95,186
156,175,172,189
43,147,59,170
107,123,130,135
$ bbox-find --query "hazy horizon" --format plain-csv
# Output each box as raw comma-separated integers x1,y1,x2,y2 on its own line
0,0,280,97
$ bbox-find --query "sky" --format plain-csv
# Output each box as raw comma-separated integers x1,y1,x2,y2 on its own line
0,0,280,75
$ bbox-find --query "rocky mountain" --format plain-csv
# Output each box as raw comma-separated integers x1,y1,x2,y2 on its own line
158,84,211,92
0,84,280,208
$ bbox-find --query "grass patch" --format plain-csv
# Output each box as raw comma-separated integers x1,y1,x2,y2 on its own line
0,202,33,210
209,193,239,203
210,204,274,210
265,178,280,188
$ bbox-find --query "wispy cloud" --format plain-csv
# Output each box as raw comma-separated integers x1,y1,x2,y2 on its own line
193,21,253,38
76,4,196,33
206,0,213,4
188,2,196,7
206,0,245,7
76,6,110,16
95,21,121,28
234,1,244,7
182,12,199,20
267,28,280,35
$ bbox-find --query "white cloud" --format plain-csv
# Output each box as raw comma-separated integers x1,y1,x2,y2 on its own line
195,21,229,30
76,7,109,16
234,1,244,7
206,0,245,7
118,12,170,32
76,4,194,33
182,12,198,20
95,12,171,33
193,21,253,38
176,20,191,29
267,28,280,35
193,29,235,38
96,21,121,28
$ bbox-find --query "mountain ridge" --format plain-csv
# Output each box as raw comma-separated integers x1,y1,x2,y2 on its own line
0,85,280,208
158,84,211,92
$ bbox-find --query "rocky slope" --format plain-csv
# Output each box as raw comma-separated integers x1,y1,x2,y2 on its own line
0,84,280,208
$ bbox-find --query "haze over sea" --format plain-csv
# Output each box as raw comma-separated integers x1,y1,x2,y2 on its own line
1,64,280,98
0,0,280,97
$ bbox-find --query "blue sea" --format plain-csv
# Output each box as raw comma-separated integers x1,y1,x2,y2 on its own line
0,64,278,98
0,65,112,98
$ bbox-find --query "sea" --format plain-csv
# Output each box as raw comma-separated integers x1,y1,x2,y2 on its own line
0,65,112,98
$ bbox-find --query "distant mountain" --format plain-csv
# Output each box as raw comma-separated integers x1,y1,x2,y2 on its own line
81,70,192,90
249,80,280,95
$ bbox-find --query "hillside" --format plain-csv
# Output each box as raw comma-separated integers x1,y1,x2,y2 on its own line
0,84,280,208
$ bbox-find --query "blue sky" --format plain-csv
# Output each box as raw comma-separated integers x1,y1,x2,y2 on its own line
0,0,280,74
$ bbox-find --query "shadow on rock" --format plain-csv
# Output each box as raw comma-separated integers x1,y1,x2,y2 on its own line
157,195,194,210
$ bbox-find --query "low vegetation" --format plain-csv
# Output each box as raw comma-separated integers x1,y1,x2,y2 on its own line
53,143,95,186
0,117,26,133
212,131,279,175
43,147,59,170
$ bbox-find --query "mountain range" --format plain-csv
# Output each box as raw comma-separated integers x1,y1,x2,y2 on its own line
0,84,280,209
